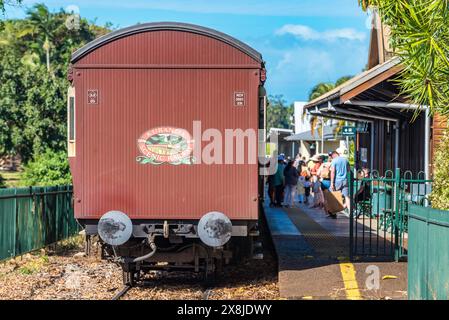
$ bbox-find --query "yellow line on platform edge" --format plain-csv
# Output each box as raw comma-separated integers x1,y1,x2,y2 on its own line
339,262,362,300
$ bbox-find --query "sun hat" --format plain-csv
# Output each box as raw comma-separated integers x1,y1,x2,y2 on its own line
336,147,347,156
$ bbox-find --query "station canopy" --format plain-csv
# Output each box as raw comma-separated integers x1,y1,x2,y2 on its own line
285,125,341,142
304,57,422,123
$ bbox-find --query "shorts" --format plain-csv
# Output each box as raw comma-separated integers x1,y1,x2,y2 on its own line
321,179,331,191
334,179,349,197
304,187,311,197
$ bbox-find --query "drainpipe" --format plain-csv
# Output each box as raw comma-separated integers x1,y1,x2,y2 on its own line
330,106,401,171
345,121,349,159
370,122,375,171
321,117,325,154
344,100,421,110
394,120,400,171
332,106,399,122
309,111,371,123
424,107,431,181
311,109,377,169
344,100,431,177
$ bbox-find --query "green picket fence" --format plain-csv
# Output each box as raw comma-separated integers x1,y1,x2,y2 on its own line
0,185,79,261
408,204,449,300
350,169,432,261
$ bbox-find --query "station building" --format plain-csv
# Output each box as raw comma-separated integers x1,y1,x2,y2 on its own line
303,11,447,179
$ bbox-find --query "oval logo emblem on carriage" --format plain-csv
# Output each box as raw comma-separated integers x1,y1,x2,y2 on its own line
136,127,195,165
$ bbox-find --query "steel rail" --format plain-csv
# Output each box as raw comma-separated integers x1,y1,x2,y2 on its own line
111,285,133,300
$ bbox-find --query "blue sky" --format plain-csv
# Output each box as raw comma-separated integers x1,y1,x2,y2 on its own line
3,0,372,104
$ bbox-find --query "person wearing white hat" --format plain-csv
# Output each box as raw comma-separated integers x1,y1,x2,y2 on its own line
336,147,348,158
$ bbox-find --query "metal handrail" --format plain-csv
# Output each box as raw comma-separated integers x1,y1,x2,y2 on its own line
0,189,72,200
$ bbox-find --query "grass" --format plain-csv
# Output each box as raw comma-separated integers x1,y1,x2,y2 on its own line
1,171,23,188
55,235,84,253
14,236,84,274
17,254,50,275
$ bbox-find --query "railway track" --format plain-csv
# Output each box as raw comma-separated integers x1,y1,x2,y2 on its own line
111,284,215,300
202,287,214,300
111,285,133,300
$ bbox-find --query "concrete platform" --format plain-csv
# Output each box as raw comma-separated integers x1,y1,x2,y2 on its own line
264,202,408,300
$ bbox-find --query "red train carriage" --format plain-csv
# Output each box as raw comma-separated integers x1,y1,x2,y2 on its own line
67,22,267,283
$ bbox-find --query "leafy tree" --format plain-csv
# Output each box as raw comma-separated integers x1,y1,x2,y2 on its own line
429,129,449,210
359,0,449,116
0,173,5,188
21,149,72,186
21,63,68,158
0,41,28,157
266,95,294,132
308,76,352,101
309,82,335,101
359,1,449,208
0,4,110,165
335,76,352,87
307,76,353,136
26,4,59,72
0,0,21,13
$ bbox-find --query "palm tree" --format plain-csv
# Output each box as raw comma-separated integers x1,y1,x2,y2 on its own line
357,0,449,116
306,76,352,137
26,4,57,73
309,82,335,101
0,20,31,48
0,0,22,13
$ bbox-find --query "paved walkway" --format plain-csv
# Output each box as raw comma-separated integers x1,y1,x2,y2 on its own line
264,202,408,300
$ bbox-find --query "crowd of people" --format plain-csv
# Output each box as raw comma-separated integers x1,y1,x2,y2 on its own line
267,147,350,219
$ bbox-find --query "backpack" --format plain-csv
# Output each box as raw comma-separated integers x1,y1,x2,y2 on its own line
320,165,330,179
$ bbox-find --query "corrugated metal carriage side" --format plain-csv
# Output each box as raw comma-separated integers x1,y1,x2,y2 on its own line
67,22,267,283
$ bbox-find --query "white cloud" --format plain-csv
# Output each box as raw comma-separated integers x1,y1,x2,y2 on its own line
276,24,366,42
259,40,368,101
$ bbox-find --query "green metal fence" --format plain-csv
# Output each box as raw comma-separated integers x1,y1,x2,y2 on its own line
408,204,449,300
349,169,432,261
397,172,432,260
0,185,79,261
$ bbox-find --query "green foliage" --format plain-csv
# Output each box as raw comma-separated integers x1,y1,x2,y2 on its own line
17,254,49,275
0,0,21,13
308,75,352,101
307,76,354,135
0,171,21,187
21,149,72,186
335,75,352,87
308,82,335,101
0,173,5,188
429,129,449,210
359,0,449,116
348,140,355,167
266,95,294,131
0,4,110,167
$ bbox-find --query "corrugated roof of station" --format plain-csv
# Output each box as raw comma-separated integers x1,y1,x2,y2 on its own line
305,57,402,109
